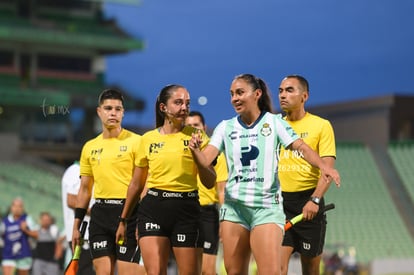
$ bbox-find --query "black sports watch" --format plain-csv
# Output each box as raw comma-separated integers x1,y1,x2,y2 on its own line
309,196,321,205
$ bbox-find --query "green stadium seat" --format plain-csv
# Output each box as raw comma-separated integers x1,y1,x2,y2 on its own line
324,143,414,263
0,161,63,228
388,141,414,202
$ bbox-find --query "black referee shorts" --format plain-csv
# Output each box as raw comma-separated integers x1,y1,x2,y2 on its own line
282,189,327,257
137,188,200,248
89,199,140,263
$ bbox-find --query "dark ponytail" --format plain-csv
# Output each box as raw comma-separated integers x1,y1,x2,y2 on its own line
233,74,274,113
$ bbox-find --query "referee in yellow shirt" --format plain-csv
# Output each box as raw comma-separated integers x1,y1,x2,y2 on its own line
278,75,339,275
72,89,145,275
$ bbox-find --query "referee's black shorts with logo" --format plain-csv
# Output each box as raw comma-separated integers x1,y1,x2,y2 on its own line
137,188,200,247
282,189,327,257
89,199,140,262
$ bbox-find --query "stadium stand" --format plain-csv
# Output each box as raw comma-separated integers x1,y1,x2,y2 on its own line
0,73,20,86
324,142,414,264
0,161,63,228
36,77,103,95
388,141,414,203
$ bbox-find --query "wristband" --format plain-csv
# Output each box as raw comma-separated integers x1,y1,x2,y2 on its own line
118,216,127,224
74,208,87,220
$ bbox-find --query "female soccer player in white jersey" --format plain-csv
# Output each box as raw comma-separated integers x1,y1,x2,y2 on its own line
189,74,341,275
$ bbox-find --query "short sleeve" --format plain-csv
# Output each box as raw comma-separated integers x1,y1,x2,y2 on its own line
79,141,93,176
319,119,336,158
209,120,226,152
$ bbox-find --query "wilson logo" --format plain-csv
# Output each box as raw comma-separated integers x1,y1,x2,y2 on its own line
303,242,311,250
177,234,186,242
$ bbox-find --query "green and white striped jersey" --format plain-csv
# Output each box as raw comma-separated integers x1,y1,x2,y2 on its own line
210,112,298,208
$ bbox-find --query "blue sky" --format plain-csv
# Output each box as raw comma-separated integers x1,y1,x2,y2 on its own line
103,0,414,129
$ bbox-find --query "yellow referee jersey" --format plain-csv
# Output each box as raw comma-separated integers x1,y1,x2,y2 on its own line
80,129,141,199
137,126,210,192
278,112,336,192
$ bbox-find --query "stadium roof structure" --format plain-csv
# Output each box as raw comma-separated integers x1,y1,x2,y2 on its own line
0,2,146,161
0,2,145,108
308,94,414,146
0,15,144,54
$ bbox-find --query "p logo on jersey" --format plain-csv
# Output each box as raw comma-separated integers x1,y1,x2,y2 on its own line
240,145,259,166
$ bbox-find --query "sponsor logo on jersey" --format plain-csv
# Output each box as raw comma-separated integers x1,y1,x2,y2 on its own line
228,131,258,140
91,148,103,155
234,175,264,183
229,131,238,140
240,145,259,166
183,139,190,152
149,142,164,154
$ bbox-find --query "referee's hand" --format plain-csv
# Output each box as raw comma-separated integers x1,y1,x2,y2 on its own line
302,201,319,221
115,222,127,246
